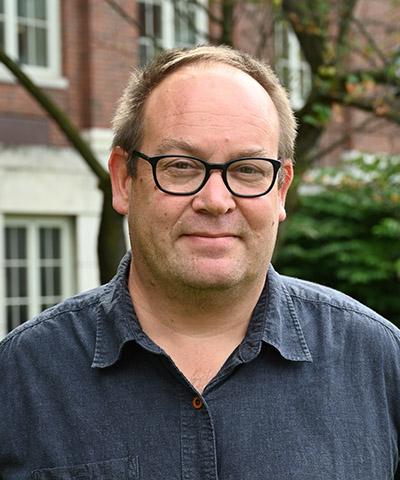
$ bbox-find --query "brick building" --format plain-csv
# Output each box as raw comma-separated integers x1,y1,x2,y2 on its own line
0,0,208,336
0,0,399,336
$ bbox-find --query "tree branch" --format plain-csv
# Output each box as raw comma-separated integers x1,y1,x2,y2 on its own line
104,0,143,33
188,0,223,26
308,115,377,164
335,0,360,68
337,0,359,50
282,0,328,72
0,48,108,182
170,0,212,43
350,14,389,66
104,0,162,52
323,92,400,124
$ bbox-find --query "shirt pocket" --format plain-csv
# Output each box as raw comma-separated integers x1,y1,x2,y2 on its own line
30,455,139,479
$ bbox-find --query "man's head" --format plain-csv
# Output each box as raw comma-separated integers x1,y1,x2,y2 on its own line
109,45,296,296
112,45,297,175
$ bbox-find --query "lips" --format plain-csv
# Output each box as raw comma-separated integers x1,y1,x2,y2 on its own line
184,232,238,238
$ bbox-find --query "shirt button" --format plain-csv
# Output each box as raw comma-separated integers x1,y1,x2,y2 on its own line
192,396,203,410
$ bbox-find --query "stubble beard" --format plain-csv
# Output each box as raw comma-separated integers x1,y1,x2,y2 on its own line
131,238,270,308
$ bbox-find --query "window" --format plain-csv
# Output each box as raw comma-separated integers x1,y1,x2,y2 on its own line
173,1,197,46
0,0,5,51
0,0,64,86
275,20,311,110
3,217,74,333
138,0,207,66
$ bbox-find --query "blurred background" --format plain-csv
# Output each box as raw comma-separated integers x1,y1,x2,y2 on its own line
0,0,399,337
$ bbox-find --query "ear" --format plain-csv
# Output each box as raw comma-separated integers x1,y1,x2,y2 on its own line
108,147,131,215
278,161,294,223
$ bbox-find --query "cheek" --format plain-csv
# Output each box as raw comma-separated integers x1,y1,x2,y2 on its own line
240,198,279,232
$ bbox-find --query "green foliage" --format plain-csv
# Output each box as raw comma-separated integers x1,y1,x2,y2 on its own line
275,154,400,325
303,102,332,127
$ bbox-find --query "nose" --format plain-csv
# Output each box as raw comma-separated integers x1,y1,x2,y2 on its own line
191,171,236,216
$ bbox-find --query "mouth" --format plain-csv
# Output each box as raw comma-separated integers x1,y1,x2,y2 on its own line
182,232,238,239
178,232,241,257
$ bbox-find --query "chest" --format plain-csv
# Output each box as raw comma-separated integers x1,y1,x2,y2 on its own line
6,350,398,479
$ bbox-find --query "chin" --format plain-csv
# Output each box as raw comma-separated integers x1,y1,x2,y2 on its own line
178,266,250,292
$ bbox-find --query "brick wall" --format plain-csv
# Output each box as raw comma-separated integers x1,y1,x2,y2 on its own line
1,0,399,158
319,0,400,162
0,0,137,147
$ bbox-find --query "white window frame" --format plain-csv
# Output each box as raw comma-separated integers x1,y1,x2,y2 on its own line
275,20,311,110
1,216,75,335
138,0,208,66
0,0,67,89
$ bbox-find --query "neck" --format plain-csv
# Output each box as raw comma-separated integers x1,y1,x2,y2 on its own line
128,259,267,393
128,259,266,340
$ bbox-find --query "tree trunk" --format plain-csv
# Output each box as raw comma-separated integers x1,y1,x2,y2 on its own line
0,48,126,283
98,178,127,284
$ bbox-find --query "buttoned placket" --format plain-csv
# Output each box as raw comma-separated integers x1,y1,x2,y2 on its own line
92,252,313,479
164,343,253,480
180,389,218,480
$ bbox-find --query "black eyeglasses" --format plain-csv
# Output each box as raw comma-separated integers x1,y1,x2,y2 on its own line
131,150,281,198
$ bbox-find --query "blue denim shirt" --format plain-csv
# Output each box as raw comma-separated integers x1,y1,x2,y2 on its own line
1,252,399,479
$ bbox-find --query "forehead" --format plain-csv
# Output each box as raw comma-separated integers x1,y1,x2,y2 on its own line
146,63,275,115
141,63,280,152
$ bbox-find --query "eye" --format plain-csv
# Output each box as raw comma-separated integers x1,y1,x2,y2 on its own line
235,165,260,174
168,160,198,170
158,157,203,176
230,162,266,176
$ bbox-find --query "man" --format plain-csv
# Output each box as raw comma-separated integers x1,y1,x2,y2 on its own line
0,45,399,479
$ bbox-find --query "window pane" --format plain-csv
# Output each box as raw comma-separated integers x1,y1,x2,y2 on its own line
7,306,18,332
5,228,11,259
0,22,4,50
18,228,27,258
40,227,61,259
175,2,196,45
5,227,27,259
7,305,28,332
35,26,48,66
6,266,28,297
153,4,162,38
34,0,46,20
18,266,28,297
188,10,196,43
53,266,61,296
17,0,28,17
6,267,12,297
40,266,61,296
52,229,61,258
139,2,146,34
41,302,55,311
139,43,150,66
40,228,46,258
174,7,181,41
40,266,47,296
17,24,29,64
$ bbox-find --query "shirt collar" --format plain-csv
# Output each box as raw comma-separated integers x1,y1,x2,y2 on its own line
260,265,313,362
92,253,312,369
92,251,162,369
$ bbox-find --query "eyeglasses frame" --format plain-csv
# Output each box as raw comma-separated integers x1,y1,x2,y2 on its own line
131,150,282,198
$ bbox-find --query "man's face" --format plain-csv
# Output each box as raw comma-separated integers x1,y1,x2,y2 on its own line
112,63,292,292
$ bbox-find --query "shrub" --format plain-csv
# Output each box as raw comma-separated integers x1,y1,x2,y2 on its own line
275,153,400,326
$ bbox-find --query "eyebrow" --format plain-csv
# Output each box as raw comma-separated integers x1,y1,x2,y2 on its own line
154,138,276,159
155,138,199,156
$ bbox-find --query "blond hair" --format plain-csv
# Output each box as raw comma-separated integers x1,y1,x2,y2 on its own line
112,45,297,174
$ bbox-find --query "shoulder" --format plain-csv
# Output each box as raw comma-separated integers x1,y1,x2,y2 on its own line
279,273,400,349
0,285,105,357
